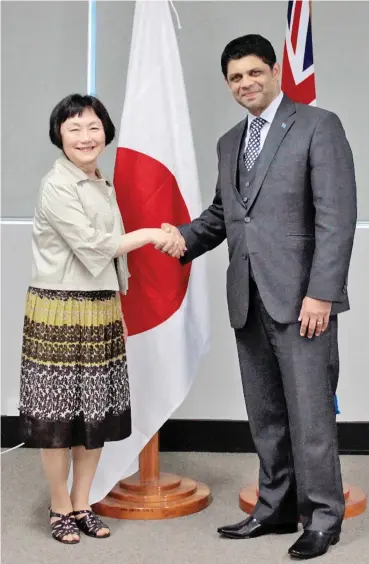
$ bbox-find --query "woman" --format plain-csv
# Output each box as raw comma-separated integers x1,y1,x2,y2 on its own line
18,93,182,544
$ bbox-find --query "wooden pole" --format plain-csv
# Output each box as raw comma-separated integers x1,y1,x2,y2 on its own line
139,433,159,483
92,431,211,519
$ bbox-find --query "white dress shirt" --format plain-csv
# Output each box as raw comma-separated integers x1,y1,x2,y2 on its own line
244,90,284,154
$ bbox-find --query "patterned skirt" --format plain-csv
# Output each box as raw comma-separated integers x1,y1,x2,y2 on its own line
19,287,131,450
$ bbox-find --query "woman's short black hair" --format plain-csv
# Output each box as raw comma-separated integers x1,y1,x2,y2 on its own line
221,34,277,78
49,93,116,149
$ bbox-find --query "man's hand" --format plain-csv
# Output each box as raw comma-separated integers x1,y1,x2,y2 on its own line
147,227,186,258
159,223,187,259
298,297,332,338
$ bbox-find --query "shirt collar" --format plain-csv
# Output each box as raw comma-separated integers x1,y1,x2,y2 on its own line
248,90,284,126
55,153,111,187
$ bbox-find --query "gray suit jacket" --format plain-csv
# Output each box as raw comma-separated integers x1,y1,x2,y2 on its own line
180,95,357,328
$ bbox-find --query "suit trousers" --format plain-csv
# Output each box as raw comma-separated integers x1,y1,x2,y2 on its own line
235,279,345,533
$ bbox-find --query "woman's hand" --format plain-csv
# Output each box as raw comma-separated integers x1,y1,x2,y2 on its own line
161,224,187,257
148,228,186,258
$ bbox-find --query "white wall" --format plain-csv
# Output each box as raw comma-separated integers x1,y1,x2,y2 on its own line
1,222,369,422
2,1,369,219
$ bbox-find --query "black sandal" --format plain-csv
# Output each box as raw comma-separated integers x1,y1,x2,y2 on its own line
73,509,110,539
49,509,80,544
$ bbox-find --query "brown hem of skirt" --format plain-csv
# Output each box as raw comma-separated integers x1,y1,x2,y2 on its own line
19,409,132,450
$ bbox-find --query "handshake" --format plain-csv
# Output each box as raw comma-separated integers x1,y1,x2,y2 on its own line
151,223,187,259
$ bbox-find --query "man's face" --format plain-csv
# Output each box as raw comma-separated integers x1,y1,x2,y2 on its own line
226,55,280,115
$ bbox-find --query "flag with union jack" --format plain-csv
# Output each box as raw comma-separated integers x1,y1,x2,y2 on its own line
282,0,316,105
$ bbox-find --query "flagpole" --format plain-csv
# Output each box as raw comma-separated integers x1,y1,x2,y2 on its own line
139,433,159,483
87,0,96,95
93,429,211,519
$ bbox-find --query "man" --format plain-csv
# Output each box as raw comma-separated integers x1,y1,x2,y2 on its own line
160,35,357,559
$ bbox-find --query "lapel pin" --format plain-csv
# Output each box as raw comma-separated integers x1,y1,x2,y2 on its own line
281,122,286,129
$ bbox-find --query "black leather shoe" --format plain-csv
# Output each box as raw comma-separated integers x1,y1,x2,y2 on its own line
217,516,298,539
288,530,340,559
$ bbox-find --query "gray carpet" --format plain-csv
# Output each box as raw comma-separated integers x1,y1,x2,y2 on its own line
1,450,368,564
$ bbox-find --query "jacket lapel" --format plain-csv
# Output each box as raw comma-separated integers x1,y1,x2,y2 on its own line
229,118,248,207
246,95,296,211
230,118,247,187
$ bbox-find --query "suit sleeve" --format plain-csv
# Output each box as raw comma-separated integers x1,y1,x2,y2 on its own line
178,141,227,264
306,112,357,302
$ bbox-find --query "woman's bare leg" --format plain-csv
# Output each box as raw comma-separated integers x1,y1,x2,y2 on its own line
41,448,79,542
70,446,109,537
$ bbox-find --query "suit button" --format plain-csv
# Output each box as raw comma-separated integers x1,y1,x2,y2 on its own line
243,197,248,203
244,216,251,223
245,182,250,187
242,253,248,260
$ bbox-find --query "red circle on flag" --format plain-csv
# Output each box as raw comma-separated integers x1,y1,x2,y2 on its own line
114,148,192,336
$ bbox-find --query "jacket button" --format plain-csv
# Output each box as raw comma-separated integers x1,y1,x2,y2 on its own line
243,197,248,203
245,182,250,187
244,216,251,223
242,253,248,260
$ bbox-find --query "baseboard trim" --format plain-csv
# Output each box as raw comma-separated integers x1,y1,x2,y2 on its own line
1,417,368,454
160,420,369,455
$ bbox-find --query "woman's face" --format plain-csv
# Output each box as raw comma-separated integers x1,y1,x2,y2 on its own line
60,108,106,170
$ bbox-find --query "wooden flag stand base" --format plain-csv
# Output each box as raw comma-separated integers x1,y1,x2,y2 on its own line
239,482,367,519
92,433,211,520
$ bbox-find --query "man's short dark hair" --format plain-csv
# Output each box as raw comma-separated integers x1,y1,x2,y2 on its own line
221,34,277,78
49,93,116,149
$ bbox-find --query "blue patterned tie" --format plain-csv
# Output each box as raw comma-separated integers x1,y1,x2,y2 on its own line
243,117,267,171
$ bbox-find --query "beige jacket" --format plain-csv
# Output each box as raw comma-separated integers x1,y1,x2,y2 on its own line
30,154,129,293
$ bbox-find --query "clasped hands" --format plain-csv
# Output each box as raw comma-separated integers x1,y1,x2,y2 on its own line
151,223,186,259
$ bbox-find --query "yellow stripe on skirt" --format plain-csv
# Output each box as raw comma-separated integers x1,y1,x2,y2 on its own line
19,287,131,449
